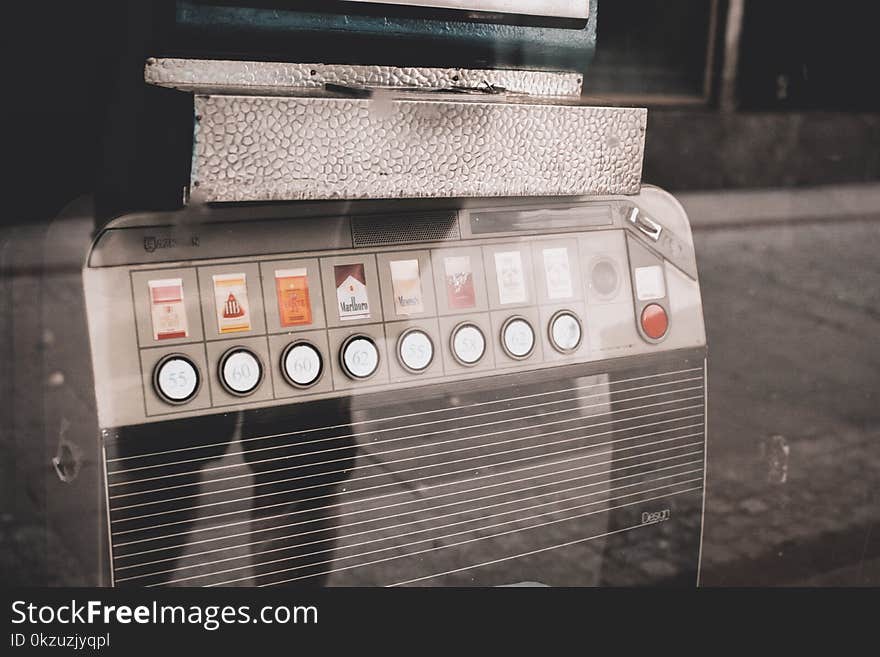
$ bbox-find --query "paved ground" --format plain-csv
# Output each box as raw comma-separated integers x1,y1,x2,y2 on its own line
682,187,880,585
1,184,879,586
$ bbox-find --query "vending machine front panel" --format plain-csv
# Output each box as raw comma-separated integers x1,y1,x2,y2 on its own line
80,188,706,587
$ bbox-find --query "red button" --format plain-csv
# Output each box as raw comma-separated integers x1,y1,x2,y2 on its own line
641,304,669,340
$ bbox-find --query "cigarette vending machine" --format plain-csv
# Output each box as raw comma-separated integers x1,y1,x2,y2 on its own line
42,0,707,587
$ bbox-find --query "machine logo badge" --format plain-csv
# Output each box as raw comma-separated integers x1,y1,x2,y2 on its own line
275,268,313,327
212,273,252,333
444,255,476,310
494,250,527,304
148,278,188,340
143,236,176,253
542,247,573,300
335,263,370,321
390,259,424,315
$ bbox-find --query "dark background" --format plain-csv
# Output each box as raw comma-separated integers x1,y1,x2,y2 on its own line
5,0,880,227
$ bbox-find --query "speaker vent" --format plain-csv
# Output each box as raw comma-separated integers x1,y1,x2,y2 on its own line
352,212,460,247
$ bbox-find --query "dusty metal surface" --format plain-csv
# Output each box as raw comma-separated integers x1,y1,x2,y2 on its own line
192,94,645,202
146,59,584,98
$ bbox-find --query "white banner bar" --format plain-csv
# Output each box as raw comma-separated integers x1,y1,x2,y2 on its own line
341,1,589,20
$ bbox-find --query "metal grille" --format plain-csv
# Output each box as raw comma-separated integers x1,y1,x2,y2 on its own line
351,213,460,247
104,360,705,587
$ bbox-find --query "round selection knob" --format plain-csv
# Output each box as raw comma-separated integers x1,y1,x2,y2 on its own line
153,354,200,404
340,335,380,380
501,316,536,360
549,310,583,354
219,347,263,396
397,329,434,373
451,322,486,366
281,341,324,388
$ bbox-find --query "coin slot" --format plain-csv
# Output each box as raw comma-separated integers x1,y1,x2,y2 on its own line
589,257,621,300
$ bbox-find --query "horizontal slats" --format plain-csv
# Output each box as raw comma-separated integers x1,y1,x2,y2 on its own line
107,363,705,586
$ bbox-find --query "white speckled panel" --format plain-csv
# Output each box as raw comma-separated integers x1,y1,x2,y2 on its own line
145,58,583,97
192,95,646,202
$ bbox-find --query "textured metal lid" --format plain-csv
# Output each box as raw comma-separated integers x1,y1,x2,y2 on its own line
146,59,646,203
190,92,645,202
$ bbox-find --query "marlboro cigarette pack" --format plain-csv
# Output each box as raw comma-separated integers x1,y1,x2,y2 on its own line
335,263,370,321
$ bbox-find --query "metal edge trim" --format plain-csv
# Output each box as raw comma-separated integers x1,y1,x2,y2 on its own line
696,357,708,586
145,58,584,98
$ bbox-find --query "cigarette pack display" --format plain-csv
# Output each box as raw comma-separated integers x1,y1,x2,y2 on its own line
543,247,574,300
148,278,188,340
212,273,252,333
444,256,477,310
275,268,313,327
335,263,371,321
495,250,527,304
390,259,425,315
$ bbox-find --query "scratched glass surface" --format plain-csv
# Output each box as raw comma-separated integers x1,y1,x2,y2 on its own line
1,0,879,589
3,198,879,586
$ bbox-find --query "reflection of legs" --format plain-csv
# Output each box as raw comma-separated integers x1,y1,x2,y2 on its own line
243,399,357,587
247,494,340,586
112,415,236,587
